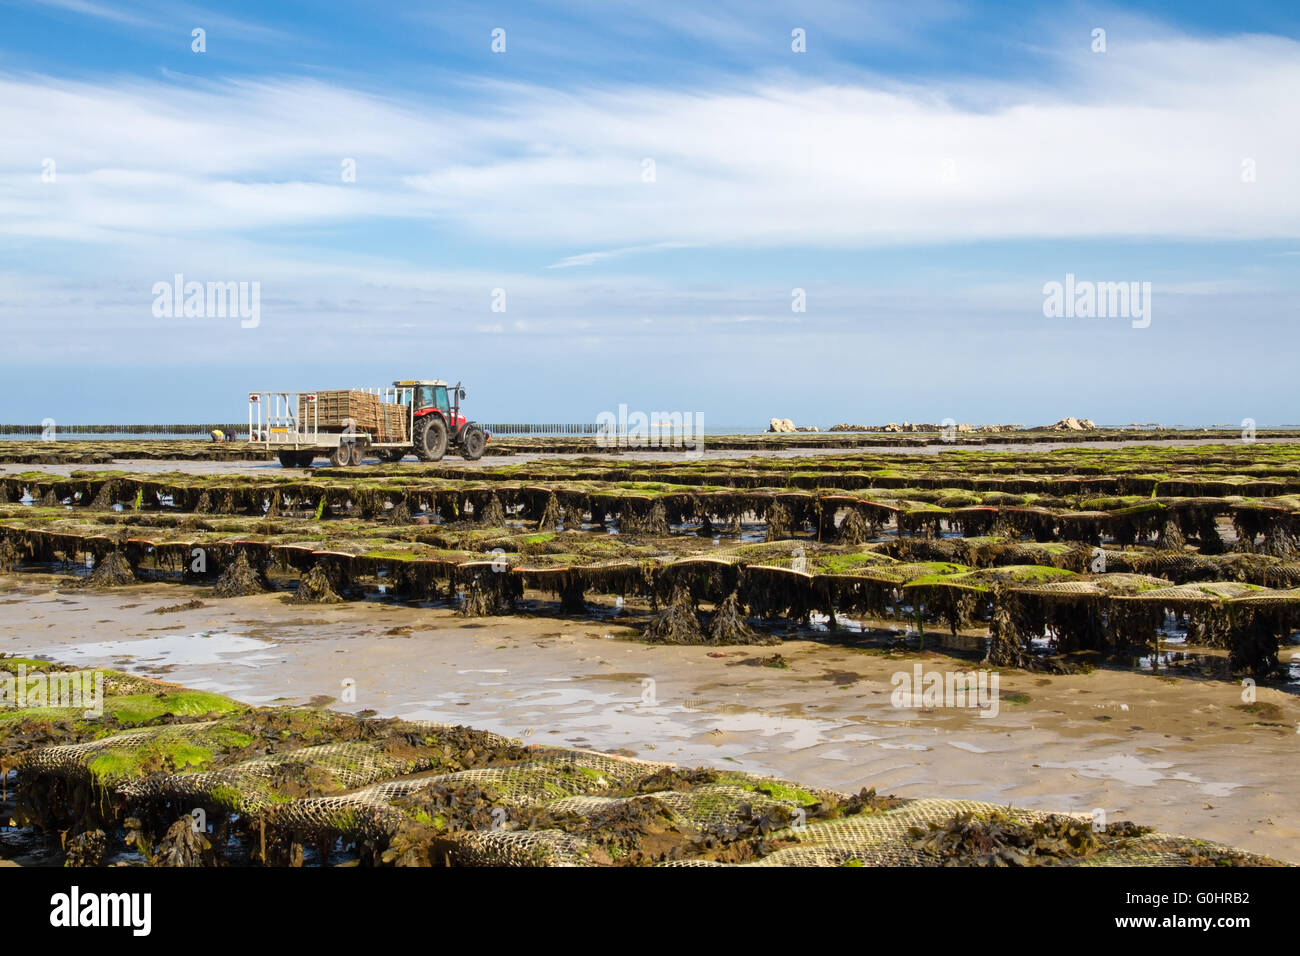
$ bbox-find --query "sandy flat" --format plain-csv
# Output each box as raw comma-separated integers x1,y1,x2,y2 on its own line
1,572,1296,862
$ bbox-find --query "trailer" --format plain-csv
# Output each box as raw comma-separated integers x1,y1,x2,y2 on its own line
248,380,489,467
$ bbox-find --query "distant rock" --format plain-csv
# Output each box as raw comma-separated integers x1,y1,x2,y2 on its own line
768,418,796,433
1046,417,1097,431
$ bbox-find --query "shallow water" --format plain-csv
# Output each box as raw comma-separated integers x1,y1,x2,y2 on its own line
35,631,278,672
3,576,1299,860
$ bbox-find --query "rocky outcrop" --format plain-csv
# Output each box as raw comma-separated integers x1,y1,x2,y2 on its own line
768,418,796,433
1045,417,1097,431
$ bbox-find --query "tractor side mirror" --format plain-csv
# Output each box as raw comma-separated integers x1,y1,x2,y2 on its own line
458,389,466,400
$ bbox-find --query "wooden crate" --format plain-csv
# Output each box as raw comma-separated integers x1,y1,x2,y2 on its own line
299,390,382,436
377,402,409,443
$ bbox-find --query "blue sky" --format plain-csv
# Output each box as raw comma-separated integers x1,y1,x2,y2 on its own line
1,0,1298,426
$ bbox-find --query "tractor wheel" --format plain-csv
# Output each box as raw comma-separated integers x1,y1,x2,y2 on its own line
414,417,448,462
461,427,487,461
349,443,365,467
295,450,316,468
277,451,296,468
329,444,351,467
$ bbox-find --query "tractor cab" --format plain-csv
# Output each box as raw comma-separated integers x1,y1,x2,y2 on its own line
394,379,467,433
392,380,486,462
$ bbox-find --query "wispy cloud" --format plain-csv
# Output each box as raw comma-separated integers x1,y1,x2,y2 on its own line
546,242,701,268
30,0,157,29
2,29,1296,256
24,0,290,43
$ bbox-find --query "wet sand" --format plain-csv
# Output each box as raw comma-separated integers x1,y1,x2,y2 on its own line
1,572,1296,862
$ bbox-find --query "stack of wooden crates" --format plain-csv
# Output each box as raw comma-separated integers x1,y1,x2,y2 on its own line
298,390,408,444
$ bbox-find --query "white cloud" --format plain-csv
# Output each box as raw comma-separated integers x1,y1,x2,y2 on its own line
0,29,1296,258
546,242,700,268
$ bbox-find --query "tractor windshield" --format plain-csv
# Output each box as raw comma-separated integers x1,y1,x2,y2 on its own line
414,385,451,415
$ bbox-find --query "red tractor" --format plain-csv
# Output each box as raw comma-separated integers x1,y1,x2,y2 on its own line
396,379,489,462
249,379,489,466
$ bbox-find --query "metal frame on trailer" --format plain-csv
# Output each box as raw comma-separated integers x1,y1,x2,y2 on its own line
247,388,417,451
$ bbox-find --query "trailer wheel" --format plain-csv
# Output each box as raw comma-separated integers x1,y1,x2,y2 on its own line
276,451,296,468
461,427,487,461
295,451,316,468
329,444,351,467
349,442,365,467
414,416,448,462
378,448,405,463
